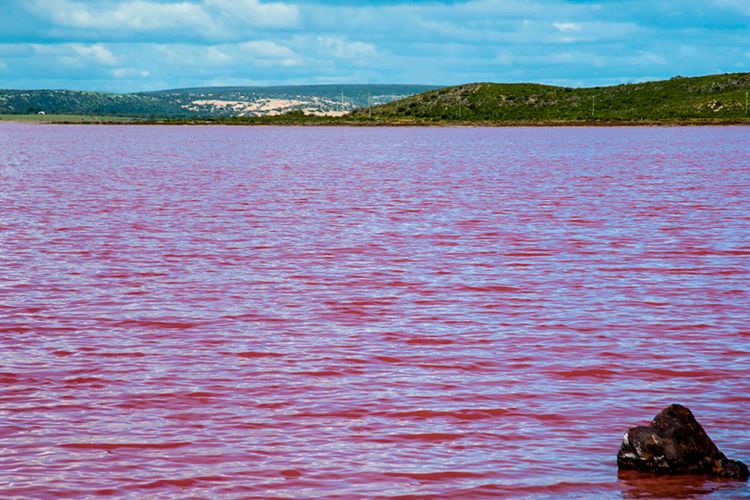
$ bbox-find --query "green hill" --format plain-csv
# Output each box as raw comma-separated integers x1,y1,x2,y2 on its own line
0,90,177,117
351,73,750,124
2,74,749,124
0,84,438,118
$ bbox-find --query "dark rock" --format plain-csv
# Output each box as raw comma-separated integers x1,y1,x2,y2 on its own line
617,404,749,480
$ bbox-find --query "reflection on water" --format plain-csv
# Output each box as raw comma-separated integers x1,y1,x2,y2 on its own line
618,470,750,499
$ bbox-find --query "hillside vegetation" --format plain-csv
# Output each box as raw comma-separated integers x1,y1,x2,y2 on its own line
0,84,437,118
351,73,750,124
2,74,748,124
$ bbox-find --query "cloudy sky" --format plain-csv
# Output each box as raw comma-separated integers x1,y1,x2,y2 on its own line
1,0,749,92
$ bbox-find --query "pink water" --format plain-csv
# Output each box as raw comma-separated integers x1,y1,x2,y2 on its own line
1,123,748,498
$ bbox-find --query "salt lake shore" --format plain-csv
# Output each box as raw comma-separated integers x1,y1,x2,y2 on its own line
1,114,749,126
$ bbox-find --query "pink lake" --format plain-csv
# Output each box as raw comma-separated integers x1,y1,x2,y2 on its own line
1,123,749,498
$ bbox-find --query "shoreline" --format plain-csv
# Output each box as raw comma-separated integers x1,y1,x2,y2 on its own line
1,114,749,127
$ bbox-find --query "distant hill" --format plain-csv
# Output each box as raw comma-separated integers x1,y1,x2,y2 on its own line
3,74,749,124
0,84,439,118
352,73,750,123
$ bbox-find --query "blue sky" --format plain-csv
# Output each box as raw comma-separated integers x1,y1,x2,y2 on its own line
1,0,749,92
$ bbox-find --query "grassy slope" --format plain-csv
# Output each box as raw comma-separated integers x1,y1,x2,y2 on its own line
351,73,750,124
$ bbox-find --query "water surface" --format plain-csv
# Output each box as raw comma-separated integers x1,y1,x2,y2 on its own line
1,124,749,498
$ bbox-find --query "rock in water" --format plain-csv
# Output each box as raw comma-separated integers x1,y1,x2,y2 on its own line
617,404,749,480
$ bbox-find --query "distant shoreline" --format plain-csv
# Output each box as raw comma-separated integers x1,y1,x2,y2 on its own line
1,114,748,127
4,73,750,126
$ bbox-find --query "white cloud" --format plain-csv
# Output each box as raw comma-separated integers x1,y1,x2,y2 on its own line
9,0,746,92
227,40,301,66
29,0,214,31
155,41,301,68
234,40,298,59
637,50,666,65
26,0,299,36
72,44,119,66
713,0,750,16
206,0,300,28
316,37,376,60
553,22,582,32
32,43,120,67
455,0,555,18
539,50,604,68
112,67,150,78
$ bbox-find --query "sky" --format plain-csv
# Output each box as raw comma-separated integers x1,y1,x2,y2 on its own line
0,0,749,92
